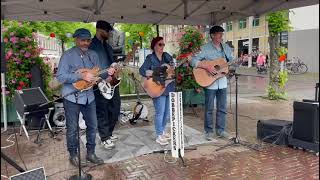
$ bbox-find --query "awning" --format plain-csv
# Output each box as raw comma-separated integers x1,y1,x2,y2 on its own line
1,0,319,25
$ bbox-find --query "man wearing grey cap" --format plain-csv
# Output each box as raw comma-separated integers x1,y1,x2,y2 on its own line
191,25,234,141
89,20,121,150
57,28,114,167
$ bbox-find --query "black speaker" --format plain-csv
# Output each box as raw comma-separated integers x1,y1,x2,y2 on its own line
257,119,292,145
10,167,46,180
292,101,319,143
1,42,6,73
14,87,50,118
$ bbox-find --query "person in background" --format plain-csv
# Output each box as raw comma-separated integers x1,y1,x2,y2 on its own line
139,37,175,146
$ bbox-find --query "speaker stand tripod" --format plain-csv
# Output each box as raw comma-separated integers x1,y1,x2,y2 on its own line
216,73,262,152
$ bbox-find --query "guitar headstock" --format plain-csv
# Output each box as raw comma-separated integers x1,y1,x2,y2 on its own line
123,43,139,63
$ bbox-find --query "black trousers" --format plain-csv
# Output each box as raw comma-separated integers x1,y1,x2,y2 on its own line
94,86,121,142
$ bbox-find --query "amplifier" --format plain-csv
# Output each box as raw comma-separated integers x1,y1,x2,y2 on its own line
292,101,319,143
257,119,292,145
10,167,46,180
14,87,50,118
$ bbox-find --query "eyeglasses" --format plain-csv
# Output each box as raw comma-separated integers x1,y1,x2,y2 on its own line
157,43,165,47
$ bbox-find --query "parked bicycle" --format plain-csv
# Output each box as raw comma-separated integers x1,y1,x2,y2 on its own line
285,57,308,74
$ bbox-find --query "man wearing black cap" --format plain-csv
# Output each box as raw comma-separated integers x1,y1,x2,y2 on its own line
191,25,234,141
89,20,121,149
57,28,111,167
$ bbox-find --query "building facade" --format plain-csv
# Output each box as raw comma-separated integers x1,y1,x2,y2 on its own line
288,4,319,73
222,15,271,67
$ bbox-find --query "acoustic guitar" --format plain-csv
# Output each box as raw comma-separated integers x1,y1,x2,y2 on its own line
193,57,245,87
142,57,190,98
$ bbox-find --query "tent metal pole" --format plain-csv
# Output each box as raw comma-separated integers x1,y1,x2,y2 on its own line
1,19,7,131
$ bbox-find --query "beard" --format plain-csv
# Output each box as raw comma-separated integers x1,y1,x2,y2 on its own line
80,47,89,51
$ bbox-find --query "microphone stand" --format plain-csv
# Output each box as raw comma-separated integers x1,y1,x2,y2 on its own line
216,72,265,152
69,93,93,180
40,89,93,180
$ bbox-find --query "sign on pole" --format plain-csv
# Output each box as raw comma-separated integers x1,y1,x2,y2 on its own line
170,92,184,158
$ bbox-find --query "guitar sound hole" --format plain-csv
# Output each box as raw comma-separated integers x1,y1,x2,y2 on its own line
214,65,220,71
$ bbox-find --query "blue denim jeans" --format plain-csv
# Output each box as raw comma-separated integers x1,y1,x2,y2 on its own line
63,99,97,157
204,88,227,135
152,95,170,138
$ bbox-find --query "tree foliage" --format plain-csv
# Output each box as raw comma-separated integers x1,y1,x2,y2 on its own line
3,20,96,51
266,10,291,100
116,24,156,51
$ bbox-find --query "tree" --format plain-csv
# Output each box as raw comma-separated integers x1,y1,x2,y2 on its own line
28,21,96,52
116,24,156,51
266,10,291,100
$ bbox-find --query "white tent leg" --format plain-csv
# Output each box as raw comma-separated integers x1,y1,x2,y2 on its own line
1,73,7,131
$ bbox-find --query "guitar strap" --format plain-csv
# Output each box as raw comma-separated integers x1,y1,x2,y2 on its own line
220,43,230,62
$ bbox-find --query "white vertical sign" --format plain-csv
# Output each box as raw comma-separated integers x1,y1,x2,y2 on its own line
178,92,184,157
170,92,184,158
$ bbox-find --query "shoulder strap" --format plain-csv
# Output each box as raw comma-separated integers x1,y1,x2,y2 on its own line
220,43,229,62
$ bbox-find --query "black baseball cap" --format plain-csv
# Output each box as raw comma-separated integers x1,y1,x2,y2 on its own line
210,25,225,34
96,20,113,32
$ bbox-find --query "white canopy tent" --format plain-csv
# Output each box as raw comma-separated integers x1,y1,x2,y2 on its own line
1,0,319,130
1,0,319,25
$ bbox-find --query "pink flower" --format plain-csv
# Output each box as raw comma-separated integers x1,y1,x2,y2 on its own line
10,32,15,36
20,49,26,53
4,38,8,43
27,45,32,49
5,50,13,60
11,80,16,84
1,28,8,33
10,36,18,44
24,52,31,58
5,91,10,95
26,73,32,78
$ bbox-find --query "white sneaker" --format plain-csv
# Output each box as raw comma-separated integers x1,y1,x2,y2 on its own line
110,135,118,142
156,135,169,146
101,139,115,149
162,132,171,140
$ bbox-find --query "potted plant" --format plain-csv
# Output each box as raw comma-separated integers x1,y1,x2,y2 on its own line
1,21,53,123
176,27,205,105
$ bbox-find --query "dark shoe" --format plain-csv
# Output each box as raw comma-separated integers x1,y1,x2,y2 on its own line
69,156,87,167
86,154,104,165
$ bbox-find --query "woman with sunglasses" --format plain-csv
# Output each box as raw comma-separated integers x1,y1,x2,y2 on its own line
139,37,175,145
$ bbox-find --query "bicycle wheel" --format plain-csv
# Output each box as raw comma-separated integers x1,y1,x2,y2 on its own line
291,65,299,74
297,64,308,74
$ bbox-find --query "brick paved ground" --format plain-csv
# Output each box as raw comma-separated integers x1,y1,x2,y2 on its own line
1,70,319,180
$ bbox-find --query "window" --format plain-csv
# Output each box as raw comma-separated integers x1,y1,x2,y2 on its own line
279,31,288,48
253,16,260,27
226,22,233,32
239,18,247,29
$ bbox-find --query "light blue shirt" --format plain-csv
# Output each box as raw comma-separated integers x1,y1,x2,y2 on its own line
191,42,233,90
56,47,99,105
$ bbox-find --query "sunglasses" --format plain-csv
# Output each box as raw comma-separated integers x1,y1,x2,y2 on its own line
157,43,165,47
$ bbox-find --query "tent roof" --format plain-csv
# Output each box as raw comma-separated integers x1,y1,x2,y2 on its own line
1,0,319,25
